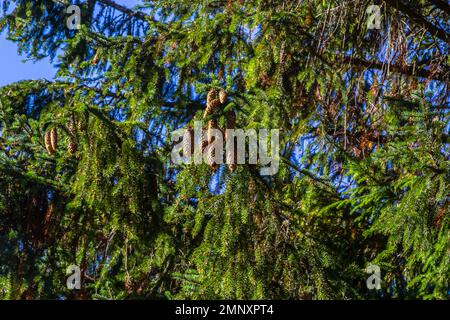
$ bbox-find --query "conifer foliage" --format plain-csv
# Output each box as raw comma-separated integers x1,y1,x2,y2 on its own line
0,0,448,299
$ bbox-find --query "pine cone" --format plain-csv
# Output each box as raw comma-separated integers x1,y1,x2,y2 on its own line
77,113,88,132
204,89,221,118
315,85,322,102
226,0,232,13
225,110,236,140
68,139,78,155
434,201,448,230
44,203,54,225
204,99,221,118
218,66,225,80
207,89,217,105
45,131,54,155
183,126,194,157
226,148,237,172
206,143,219,171
68,119,76,136
219,89,228,104
201,127,208,152
206,120,222,170
92,50,100,66
207,119,219,143
50,128,58,152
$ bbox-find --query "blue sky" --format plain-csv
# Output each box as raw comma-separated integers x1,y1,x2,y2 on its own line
0,0,142,87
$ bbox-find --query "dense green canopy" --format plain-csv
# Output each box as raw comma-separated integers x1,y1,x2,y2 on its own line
0,0,448,299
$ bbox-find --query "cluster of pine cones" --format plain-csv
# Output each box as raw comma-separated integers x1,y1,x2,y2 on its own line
44,128,58,155
44,115,85,156
183,89,237,172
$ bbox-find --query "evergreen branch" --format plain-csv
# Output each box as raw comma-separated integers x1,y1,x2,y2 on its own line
281,156,337,192
385,0,449,43
96,0,168,32
0,160,63,190
340,56,449,82
97,0,149,22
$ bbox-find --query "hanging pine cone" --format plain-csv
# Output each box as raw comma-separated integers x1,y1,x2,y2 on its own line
201,127,208,152
218,66,225,80
45,131,54,155
50,128,58,152
206,119,221,170
225,110,236,141
219,89,228,104
68,119,76,136
207,119,219,143
204,99,221,118
182,126,194,157
226,0,233,13
92,50,100,66
204,89,221,118
206,143,218,171
77,112,89,132
207,89,217,104
315,85,322,102
226,146,237,172
68,139,78,155
434,201,448,230
44,203,54,225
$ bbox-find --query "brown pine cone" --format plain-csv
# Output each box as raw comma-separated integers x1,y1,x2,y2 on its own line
206,120,222,170
218,66,225,80
226,147,237,172
182,126,194,157
201,127,208,152
45,131,54,155
204,89,222,118
68,119,76,136
434,201,448,230
207,119,219,143
204,99,221,118
219,89,228,105
68,139,78,155
50,128,58,152
92,50,100,66
207,89,217,105
77,119,85,132
206,144,219,171
44,203,54,225
224,110,236,141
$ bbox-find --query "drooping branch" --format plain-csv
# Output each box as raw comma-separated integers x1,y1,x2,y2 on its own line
96,0,147,21
385,0,449,43
340,56,449,82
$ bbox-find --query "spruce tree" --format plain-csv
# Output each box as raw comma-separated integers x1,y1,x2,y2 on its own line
0,0,448,299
